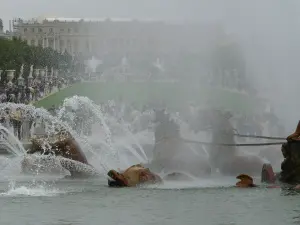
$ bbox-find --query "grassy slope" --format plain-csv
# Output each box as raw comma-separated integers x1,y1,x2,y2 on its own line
33,82,262,114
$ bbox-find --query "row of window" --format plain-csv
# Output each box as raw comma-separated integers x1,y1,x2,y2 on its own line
27,38,157,48
24,27,76,33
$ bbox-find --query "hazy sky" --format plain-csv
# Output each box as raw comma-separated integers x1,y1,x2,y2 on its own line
1,0,299,28
1,0,221,28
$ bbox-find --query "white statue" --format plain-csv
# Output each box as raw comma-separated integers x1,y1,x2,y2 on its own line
85,56,102,73
50,67,54,78
6,70,15,83
19,64,24,76
121,56,128,67
28,65,33,79
153,58,164,72
54,69,59,78
34,69,39,79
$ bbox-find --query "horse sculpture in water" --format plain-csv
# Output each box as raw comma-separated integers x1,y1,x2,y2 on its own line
21,130,96,178
147,109,211,179
107,164,162,187
194,109,266,176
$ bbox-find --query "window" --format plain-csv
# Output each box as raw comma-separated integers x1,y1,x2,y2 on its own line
68,28,71,33
31,28,35,32
30,40,35,46
60,40,64,47
60,28,64,32
39,28,43,32
48,39,54,48
67,39,71,52
38,39,42,46
74,40,79,51
24,28,27,32
92,41,96,49
49,28,53,32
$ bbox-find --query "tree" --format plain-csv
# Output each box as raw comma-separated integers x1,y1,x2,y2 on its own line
0,38,78,82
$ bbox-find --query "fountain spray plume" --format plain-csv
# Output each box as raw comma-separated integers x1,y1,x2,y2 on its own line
0,102,110,176
57,96,149,168
0,124,26,156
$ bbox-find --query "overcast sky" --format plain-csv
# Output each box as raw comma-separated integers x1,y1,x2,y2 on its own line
1,0,299,29
1,0,221,28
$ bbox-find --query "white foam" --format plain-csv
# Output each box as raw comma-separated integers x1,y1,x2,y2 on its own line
0,181,65,197
147,177,238,190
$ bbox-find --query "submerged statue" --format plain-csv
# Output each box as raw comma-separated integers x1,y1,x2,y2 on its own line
107,164,162,187
21,129,96,178
148,109,211,178
194,108,265,176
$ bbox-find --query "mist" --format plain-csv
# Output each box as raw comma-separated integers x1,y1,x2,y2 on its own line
2,0,300,131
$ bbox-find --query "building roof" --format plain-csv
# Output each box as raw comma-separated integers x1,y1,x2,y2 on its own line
20,17,162,24
45,17,159,22
13,16,165,25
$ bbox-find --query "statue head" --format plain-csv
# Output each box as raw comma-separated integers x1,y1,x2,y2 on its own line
194,108,233,133
236,174,256,187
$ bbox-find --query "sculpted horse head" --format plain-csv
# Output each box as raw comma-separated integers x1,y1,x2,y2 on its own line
24,130,93,177
107,164,162,187
28,130,88,164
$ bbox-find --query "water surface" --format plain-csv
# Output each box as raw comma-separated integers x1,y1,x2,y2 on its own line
0,177,298,225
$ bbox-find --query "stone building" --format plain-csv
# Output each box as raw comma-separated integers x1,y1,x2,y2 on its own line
12,17,248,91
0,19,13,39
12,17,223,59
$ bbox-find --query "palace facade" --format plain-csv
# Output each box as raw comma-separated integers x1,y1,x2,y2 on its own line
12,17,224,58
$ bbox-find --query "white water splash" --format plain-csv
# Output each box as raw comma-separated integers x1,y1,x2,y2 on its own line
0,180,64,197
0,124,26,156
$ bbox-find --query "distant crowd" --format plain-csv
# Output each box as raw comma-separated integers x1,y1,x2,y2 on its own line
0,73,82,105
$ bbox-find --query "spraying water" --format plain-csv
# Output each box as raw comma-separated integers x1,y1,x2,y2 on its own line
0,124,26,156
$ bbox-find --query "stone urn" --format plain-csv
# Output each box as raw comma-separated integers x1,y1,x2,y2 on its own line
39,69,45,79
28,70,34,86
54,70,59,78
34,69,40,79
6,70,15,83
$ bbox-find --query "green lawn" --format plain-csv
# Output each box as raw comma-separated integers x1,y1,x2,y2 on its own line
33,82,263,115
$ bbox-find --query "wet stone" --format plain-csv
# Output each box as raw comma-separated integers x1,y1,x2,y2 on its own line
280,141,300,184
